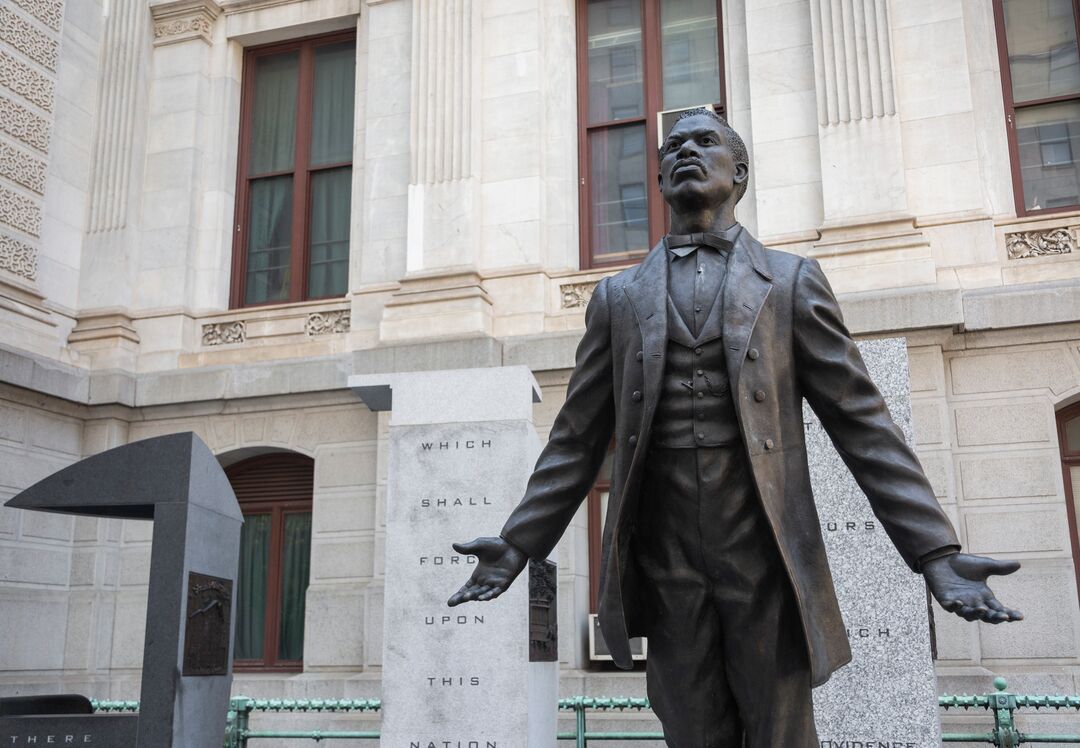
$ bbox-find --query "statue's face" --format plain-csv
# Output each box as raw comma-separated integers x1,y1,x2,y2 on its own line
658,114,747,213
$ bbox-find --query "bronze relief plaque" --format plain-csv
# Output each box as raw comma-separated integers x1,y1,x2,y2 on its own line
182,571,233,676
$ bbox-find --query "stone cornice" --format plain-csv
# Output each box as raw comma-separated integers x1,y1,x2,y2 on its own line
150,0,222,46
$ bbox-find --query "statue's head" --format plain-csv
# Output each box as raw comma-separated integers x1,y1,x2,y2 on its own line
657,108,749,217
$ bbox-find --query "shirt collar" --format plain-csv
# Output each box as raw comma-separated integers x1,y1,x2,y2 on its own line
665,224,742,259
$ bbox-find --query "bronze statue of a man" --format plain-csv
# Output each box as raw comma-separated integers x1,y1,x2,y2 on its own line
449,108,1022,747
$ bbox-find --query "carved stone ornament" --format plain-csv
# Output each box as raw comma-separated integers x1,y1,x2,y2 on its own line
0,233,36,280
0,142,45,194
560,280,598,309
0,49,55,112
10,0,63,32
151,0,222,47
306,310,351,336
202,321,245,346
0,95,51,152
1005,227,1076,259
0,5,59,72
0,185,41,237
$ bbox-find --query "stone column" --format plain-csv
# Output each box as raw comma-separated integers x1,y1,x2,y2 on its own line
379,0,490,342
806,0,935,292
350,366,558,746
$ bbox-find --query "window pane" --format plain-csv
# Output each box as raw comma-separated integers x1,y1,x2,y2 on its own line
311,42,356,166
1016,101,1080,211
1066,415,1080,452
245,176,294,305
235,514,271,661
587,0,644,122
1003,0,1080,103
278,512,312,661
589,125,649,260
307,167,351,298
250,52,299,175
660,0,720,110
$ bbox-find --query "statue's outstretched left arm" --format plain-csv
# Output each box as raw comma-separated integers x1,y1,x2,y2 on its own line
792,256,1022,624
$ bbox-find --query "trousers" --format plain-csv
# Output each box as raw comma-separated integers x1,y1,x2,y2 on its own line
632,446,818,748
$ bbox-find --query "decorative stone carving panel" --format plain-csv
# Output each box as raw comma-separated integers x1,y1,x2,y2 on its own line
306,310,351,336
0,142,45,194
151,1,222,47
560,281,598,309
0,185,41,236
202,321,246,346
0,5,59,72
0,96,51,152
0,49,54,111
11,0,63,32
0,232,36,279
1005,227,1076,259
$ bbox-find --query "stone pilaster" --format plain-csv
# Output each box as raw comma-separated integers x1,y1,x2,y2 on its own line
806,0,935,292
380,0,489,342
74,0,154,363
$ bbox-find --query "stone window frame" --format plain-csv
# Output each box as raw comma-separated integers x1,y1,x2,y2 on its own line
229,28,356,309
992,0,1080,218
226,452,314,672
576,0,727,271
1054,401,1080,605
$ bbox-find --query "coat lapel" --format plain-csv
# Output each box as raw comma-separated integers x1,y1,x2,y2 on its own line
624,241,668,424
722,230,773,394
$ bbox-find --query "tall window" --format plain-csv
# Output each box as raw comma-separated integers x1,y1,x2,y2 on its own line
577,0,725,269
226,453,314,671
995,0,1080,215
231,31,356,307
1055,403,1080,604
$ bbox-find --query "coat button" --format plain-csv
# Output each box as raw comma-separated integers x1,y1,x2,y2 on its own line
748,348,759,360
697,369,704,375
698,432,706,440
636,350,644,361
632,390,642,402
628,435,638,446
764,438,775,450
754,390,766,402
697,391,704,398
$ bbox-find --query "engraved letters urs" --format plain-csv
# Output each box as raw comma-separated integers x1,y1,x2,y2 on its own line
183,572,233,676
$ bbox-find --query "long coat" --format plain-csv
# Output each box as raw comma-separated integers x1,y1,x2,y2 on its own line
500,228,959,684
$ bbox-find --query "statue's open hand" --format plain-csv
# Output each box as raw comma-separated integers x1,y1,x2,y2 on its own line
446,536,528,607
923,553,1023,624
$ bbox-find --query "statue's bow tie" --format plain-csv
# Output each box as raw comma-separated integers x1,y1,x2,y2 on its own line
665,232,733,254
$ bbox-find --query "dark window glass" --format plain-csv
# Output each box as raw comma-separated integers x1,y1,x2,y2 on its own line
235,513,271,660
1015,101,1080,211
227,453,314,670
996,0,1080,215
661,0,721,110
1002,0,1080,103
589,126,650,261
579,0,725,268
233,32,356,307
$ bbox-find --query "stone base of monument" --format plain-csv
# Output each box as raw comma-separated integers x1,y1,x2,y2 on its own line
351,366,557,747
811,338,943,746
1,714,138,746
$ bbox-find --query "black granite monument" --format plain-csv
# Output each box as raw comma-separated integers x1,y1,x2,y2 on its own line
0,432,242,748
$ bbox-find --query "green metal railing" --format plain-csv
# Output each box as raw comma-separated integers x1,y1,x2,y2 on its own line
940,677,1080,746
90,677,1080,747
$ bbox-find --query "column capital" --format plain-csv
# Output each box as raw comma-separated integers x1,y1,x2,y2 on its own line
150,0,222,46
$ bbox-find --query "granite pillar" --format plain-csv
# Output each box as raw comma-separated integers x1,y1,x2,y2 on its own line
812,338,942,745
350,365,557,747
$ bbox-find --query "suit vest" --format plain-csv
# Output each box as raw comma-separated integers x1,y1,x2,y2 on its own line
651,287,741,448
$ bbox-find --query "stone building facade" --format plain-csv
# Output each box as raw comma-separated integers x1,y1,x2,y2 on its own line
3,0,1080,736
